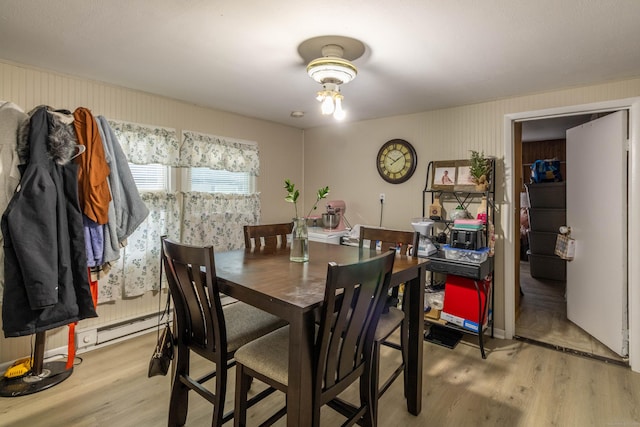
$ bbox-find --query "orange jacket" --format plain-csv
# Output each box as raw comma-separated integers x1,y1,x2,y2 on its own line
73,107,111,224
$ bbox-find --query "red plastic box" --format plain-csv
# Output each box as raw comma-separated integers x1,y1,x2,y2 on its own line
441,275,491,333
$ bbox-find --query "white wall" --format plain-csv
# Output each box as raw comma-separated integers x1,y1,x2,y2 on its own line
0,60,304,363
304,76,640,334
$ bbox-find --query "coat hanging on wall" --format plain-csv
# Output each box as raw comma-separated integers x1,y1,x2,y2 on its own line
2,106,98,338
0,101,27,299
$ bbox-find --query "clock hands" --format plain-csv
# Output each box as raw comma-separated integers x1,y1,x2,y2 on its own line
390,153,404,165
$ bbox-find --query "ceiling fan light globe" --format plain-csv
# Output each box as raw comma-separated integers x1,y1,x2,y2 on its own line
333,98,346,120
321,96,335,115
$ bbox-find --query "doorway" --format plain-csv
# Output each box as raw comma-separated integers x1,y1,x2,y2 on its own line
503,97,640,373
514,115,626,363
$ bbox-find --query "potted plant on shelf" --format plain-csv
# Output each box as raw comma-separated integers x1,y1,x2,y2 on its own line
469,150,491,191
284,179,329,262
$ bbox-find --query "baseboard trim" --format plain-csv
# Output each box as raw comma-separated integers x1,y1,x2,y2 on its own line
513,335,629,367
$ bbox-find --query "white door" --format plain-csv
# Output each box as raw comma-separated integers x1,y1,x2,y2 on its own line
566,110,628,356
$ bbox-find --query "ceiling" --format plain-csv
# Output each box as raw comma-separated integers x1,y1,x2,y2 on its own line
1,1,639,130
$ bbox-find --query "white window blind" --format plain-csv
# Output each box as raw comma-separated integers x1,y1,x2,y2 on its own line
188,167,251,194
128,163,169,191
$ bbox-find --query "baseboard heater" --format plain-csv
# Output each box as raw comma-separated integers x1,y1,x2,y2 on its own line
75,311,172,351
75,297,237,351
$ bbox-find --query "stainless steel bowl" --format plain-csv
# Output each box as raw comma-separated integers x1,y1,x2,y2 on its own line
322,213,340,229
306,216,321,227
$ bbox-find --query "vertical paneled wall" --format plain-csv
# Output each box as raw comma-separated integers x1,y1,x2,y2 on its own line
304,76,640,332
0,60,303,363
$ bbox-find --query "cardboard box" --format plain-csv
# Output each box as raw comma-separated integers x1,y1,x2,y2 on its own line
441,275,491,333
440,311,488,333
425,308,441,320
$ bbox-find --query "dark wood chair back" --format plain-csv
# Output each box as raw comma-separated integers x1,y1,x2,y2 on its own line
243,222,293,249
357,226,419,419
233,249,396,426
314,249,396,418
162,237,285,426
358,226,419,256
162,238,225,360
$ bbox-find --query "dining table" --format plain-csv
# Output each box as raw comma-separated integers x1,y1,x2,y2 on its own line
214,240,427,427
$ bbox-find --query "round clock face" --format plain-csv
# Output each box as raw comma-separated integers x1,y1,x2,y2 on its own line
376,139,418,184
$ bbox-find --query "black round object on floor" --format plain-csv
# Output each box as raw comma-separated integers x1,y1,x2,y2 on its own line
0,361,72,397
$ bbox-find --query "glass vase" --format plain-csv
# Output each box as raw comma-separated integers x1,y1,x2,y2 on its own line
290,217,309,262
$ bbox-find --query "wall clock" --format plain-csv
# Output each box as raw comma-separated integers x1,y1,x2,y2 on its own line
376,139,418,184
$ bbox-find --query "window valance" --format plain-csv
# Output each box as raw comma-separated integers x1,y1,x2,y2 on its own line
180,131,259,176
108,120,180,166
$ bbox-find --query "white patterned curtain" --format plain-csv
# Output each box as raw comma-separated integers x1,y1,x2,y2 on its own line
179,131,261,250
99,192,181,300
98,121,182,301
108,120,180,165
181,193,260,251
96,125,261,300
180,130,259,175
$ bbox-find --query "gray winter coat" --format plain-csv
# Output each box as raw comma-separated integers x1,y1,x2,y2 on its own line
95,116,149,264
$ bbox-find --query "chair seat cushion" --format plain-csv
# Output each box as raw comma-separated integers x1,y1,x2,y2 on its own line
234,326,291,386
224,302,287,353
374,306,404,342
234,308,402,388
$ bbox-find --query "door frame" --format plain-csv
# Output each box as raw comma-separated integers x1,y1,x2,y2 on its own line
503,97,640,372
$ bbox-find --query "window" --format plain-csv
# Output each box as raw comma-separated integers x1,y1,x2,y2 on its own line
128,163,169,191
128,164,253,194
187,167,253,194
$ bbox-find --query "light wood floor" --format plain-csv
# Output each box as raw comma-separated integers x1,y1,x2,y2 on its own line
2,329,640,426
516,260,626,363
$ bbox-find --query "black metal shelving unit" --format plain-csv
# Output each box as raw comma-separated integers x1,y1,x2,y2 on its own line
421,159,496,359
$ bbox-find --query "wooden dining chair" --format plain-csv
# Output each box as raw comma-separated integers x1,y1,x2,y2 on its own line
358,226,420,421
232,250,396,427
243,222,293,249
161,238,287,427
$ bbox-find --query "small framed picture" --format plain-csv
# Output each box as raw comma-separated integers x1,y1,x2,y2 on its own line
431,161,457,190
455,160,476,191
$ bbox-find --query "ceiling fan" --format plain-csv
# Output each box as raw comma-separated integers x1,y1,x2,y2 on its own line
298,35,366,120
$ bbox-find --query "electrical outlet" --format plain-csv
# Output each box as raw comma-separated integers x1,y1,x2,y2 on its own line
75,329,98,349
379,193,385,203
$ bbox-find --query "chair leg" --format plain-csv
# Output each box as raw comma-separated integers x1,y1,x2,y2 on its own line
169,347,190,427
212,361,227,427
401,291,409,399
369,341,381,427
312,402,321,427
234,363,250,427
361,350,377,427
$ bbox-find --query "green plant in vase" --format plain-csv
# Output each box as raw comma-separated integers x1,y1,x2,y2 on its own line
469,150,491,191
284,179,329,262
284,179,330,218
